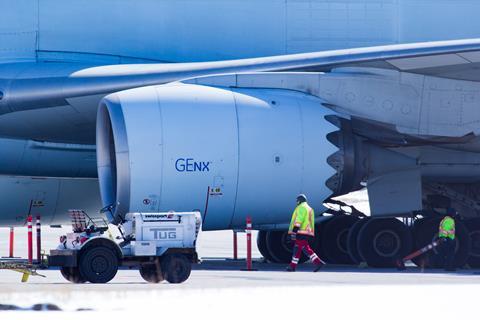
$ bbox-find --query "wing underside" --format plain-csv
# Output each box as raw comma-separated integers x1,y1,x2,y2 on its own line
3,38,480,114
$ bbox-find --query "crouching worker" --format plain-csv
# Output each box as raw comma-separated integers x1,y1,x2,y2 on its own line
438,208,457,272
286,194,325,272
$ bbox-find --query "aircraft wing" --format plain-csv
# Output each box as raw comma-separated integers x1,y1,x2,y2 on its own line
3,38,480,114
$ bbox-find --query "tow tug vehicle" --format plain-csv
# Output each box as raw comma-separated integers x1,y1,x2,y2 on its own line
48,205,202,284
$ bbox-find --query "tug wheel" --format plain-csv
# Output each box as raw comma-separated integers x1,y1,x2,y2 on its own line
139,262,164,283
60,267,86,283
79,246,119,283
161,254,191,284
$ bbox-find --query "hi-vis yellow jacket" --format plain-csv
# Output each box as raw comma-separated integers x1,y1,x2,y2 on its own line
288,202,315,236
439,216,455,240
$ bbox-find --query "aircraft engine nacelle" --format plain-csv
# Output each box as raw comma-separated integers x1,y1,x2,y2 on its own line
96,83,356,229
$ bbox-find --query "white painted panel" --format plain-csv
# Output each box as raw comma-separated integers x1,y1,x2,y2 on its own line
286,0,398,54
387,54,469,71
0,176,101,226
0,0,38,62
458,51,480,63
232,88,303,226
368,169,422,216
119,86,164,215
399,0,480,43
0,32,37,62
38,0,286,62
155,84,238,230
3,0,480,63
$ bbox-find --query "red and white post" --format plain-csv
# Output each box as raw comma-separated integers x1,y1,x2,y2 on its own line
8,227,14,258
241,216,256,271
246,217,252,270
36,215,41,264
27,215,33,264
233,231,238,260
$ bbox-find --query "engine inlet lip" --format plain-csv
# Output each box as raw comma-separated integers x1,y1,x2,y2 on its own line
96,95,131,224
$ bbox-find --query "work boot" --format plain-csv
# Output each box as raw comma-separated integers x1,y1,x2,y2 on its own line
286,266,296,272
313,262,324,272
395,260,406,271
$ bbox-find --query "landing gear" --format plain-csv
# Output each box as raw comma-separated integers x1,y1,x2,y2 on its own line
357,218,412,268
265,230,294,263
255,213,474,270
257,230,277,263
265,230,312,263
257,219,356,265
412,217,471,268
321,215,359,265
411,218,431,268
465,218,480,268
313,221,330,263
347,218,370,264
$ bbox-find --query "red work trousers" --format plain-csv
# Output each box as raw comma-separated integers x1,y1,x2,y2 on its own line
289,238,324,270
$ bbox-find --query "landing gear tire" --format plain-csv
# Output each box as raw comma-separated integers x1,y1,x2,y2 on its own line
257,230,276,263
313,221,330,263
139,262,164,283
322,215,360,265
412,217,471,268
265,230,312,264
79,246,119,283
347,218,370,264
358,218,412,268
465,218,480,268
161,253,191,284
60,267,86,283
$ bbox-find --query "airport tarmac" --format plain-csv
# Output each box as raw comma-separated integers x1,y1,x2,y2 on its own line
0,261,479,319
0,227,480,319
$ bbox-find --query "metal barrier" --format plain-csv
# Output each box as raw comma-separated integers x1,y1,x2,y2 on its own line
0,215,45,282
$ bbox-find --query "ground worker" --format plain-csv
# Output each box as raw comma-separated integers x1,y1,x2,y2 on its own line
286,194,325,272
438,208,457,272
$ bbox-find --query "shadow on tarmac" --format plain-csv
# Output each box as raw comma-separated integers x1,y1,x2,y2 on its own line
194,258,479,275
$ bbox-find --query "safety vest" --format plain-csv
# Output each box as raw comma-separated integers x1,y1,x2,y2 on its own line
439,216,455,240
288,202,315,236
